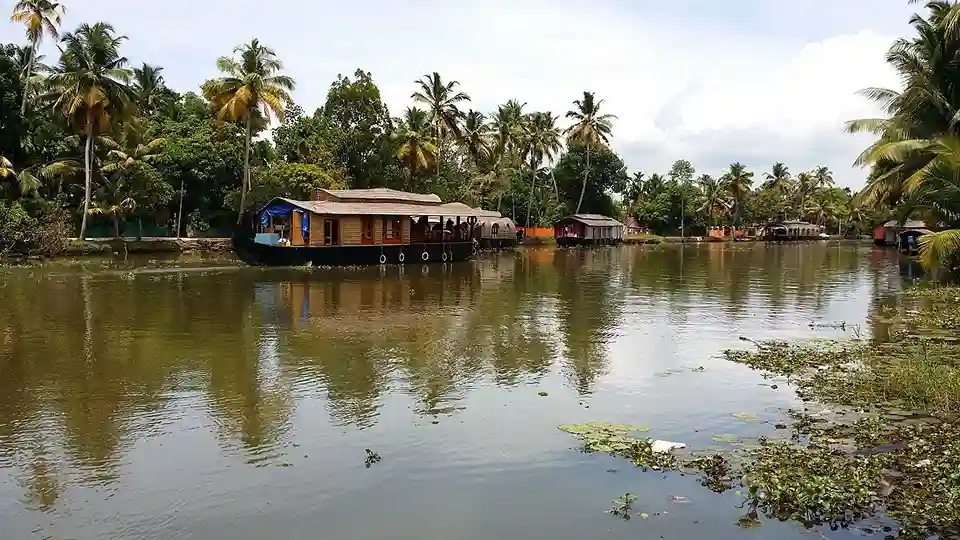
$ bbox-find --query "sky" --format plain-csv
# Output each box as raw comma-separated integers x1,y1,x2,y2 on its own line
2,0,919,188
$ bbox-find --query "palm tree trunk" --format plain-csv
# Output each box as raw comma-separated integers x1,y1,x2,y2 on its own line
19,42,35,117
576,145,590,214
236,117,252,225
551,168,559,199
526,157,538,229
79,128,94,240
436,118,442,180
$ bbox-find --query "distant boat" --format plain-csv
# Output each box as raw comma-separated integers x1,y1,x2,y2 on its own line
763,220,823,241
553,214,624,247
232,188,494,266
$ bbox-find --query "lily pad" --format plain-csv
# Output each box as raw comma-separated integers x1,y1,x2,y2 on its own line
712,433,742,444
732,412,760,422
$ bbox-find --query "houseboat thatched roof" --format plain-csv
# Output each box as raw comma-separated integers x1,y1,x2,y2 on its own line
882,219,926,229
898,228,933,236
264,197,496,218
557,214,624,228
317,188,442,204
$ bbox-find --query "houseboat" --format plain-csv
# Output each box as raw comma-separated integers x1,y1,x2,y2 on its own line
232,188,495,266
477,215,518,249
554,214,624,247
764,220,823,241
897,228,932,256
874,219,928,246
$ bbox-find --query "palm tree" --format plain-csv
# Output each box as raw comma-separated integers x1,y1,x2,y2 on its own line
723,162,754,226
204,39,295,224
564,91,616,214
0,155,41,196
132,63,170,115
10,0,64,116
696,174,729,226
460,109,489,168
763,162,791,190
490,99,527,159
521,111,563,227
846,2,960,212
411,72,470,178
794,172,817,220
392,107,438,174
489,100,527,212
46,22,135,239
101,121,165,177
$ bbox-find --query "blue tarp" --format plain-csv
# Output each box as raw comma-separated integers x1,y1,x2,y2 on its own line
260,201,298,228
299,209,309,239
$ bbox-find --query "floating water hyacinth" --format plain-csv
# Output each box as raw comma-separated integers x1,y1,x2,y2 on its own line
558,422,677,469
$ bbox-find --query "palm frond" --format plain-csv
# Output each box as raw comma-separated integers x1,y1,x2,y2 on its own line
919,229,960,274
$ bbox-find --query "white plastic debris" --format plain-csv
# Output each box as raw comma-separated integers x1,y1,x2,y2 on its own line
651,440,687,453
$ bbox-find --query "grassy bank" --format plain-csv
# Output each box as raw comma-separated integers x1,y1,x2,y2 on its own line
560,285,960,537
62,237,233,257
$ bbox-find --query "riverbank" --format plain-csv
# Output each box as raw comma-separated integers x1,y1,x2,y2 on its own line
563,284,960,537
63,237,233,256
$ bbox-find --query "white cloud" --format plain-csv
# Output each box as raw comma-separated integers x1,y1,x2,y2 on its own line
1,0,908,188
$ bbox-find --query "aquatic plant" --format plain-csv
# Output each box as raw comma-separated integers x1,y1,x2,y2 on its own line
557,422,675,470
364,448,381,468
608,493,636,520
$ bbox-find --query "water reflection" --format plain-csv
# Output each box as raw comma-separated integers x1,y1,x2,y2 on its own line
0,243,906,539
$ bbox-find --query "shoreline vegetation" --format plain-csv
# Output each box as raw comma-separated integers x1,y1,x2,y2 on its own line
1,1,891,261
560,284,960,538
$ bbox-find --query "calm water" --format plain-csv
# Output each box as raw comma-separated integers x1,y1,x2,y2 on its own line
0,243,907,540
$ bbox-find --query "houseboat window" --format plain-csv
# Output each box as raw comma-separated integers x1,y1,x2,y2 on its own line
323,219,340,245
383,217,402,241
361,216,375,244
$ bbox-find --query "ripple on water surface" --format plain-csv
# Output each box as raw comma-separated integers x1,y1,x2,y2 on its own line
0,243,904,540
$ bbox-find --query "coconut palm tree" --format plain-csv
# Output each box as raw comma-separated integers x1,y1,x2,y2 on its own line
0,155,41,196
488,100,527,212
411,72,470,178
101,121,165,177
46,22,135,239
762,162,791,190
132,63,170,116
10,0,64,116
204,39,295,224
812,165,835,190
490,100,526,159
521,111,563,228
846,2,960,212
794,171,817,220
392,107,438,174
460,109,489,168
723,161,754,226
696,174,730,226
564,91,616,213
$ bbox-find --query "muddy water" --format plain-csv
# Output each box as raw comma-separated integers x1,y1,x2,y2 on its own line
0,243,904,539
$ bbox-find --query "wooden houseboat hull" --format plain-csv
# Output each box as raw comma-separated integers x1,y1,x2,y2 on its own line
556,237,622,247
478,237,518,250
233,228,475,266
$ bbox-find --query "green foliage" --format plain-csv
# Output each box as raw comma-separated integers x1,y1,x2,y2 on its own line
321,69,394,188
225,162,347,212
557,422,678,470
553,142,626,217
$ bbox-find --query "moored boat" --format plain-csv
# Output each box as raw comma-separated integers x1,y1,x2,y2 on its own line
232,188,494,266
